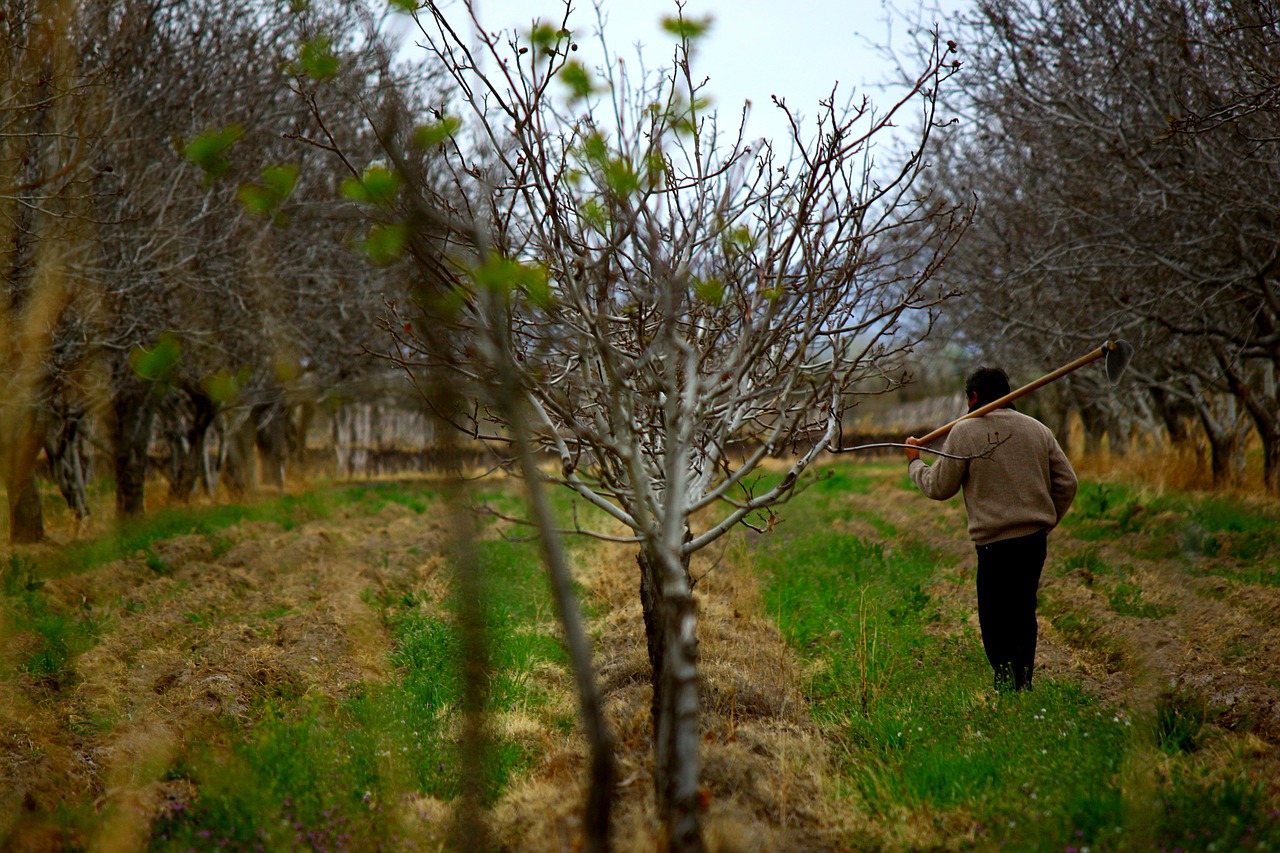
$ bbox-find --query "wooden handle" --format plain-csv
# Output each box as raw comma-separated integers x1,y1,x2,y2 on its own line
917,342,1113,445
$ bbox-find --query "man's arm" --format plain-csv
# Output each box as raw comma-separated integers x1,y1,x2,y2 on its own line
1048,439,1078,524
905,436,967,500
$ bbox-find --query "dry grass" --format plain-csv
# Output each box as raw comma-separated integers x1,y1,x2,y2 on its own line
478,529,851,853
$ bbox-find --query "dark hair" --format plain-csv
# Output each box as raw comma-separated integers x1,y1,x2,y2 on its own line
965,366,1013,409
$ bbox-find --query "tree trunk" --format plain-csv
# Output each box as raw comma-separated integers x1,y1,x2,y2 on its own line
220,413,258,499
1106,414,1130,457
288,401,314,471
1195,404,1247,487
253,399,288,491
1078,403,1107,455
638,540,703,852
44,412,90,523
6,468,45,544
1149,386,1193,445
167,390,218,503
111,379,157,519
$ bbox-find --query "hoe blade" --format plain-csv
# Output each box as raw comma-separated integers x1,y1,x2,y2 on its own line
1106,339,1134,384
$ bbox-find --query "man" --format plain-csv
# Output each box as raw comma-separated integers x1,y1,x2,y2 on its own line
904,367,1077,692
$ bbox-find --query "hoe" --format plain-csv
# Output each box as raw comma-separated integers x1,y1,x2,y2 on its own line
915,339,1136,447
834,339,1135,455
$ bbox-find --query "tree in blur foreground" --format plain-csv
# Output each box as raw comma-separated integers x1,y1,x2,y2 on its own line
333,2,968,847
929,0,1280,490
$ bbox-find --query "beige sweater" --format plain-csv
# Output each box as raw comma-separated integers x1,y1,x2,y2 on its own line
909,408,1078,545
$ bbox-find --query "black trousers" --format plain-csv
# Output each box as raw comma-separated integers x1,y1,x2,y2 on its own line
975,529,1047,692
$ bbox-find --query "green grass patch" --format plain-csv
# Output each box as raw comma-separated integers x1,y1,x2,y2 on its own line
1106,579,1176,619
1062,479,1280,587
2,554,103,689
48,495,331,580
1054,546,1112,577
151,509,563,850
32,481,442,583
744,461,1280,850
750,513,1137,849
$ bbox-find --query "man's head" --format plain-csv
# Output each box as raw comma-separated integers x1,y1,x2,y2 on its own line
965,366,1013,411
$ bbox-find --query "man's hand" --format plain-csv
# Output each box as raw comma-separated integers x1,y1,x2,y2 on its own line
904,436,921,462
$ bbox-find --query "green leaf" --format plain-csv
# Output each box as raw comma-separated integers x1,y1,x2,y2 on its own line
274,356,303,383
527,22,568,57
339,176,368,203
559,60,595,101
473,253,520,295
262,164,299,198
237,184,276,216
362,222,409,266
340,165,400,207
472,253,553,308
514,262,553,309
297,34,340,80
580,197,608,231
582,132,609,164
202,369,243,405
129,333,181,382
660,15,713,41
238,164,299,220
645,149,668,185
388,0,417,11
693,277,725,306
602,157,639,196
412,117,461,150
723,226,757,253
181,125,244,179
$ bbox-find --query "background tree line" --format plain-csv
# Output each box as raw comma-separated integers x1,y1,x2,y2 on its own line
1,0,422,544
925,0,1280,492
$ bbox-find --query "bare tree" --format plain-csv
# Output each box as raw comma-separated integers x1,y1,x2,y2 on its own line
928,0,1280,488
338,2,968,847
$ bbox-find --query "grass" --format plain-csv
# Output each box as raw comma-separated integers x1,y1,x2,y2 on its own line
1,484,414,696
1062,480,1280,586
6,475,578,850
148,494,566,851
2,554,103,689
9,455,1280,849
747,459,1280,851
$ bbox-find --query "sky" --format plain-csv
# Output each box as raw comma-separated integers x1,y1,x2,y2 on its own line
408,0,972,145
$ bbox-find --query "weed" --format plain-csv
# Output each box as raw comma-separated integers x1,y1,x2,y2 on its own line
1075,482,1119,518
2,553,45,594
1066,481,1148,538
9,592,102,689
812,468,874,496
1107,580,1176,619
1156,768,1280,850
1056,547,1111,578
1155,690,1205,755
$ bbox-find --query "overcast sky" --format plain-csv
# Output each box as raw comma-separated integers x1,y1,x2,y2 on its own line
406,0,971,145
